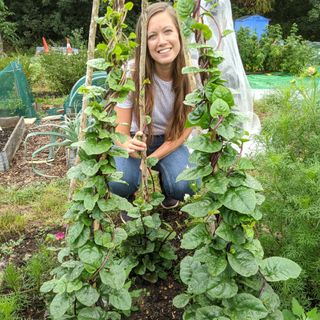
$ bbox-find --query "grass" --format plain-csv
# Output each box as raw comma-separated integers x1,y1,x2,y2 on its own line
0,179,69,242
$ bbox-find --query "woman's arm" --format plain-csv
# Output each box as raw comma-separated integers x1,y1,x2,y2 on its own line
114,106,146,157
148,127,193,160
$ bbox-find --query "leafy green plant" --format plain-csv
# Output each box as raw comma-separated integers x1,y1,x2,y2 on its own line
236,27,265,72
236,23,315,74
280,24,314,75
0,295,18,320
40,50,87,95
282,298,320,320
255,71,320,307
24,115,80,177
39,2,142,318
171,0,302,318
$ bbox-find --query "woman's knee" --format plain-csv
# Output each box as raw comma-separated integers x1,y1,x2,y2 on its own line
109,156,140,197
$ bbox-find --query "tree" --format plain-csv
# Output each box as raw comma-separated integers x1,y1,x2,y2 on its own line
0,0,17,55
234,0,274,14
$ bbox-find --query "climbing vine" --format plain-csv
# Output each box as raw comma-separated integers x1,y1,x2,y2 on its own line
40,0,176,318
172,0,302,319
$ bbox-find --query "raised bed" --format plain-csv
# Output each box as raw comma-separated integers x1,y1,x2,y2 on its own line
0,116,26,171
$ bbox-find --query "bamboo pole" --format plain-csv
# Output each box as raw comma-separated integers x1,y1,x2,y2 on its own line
138,0,149,201
68,0,100,200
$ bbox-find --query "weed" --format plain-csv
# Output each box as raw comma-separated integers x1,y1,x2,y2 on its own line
0,211,27,242
0,294,18,320
2,264,22,293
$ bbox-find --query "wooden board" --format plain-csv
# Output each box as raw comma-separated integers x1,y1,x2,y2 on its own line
0,117,26,171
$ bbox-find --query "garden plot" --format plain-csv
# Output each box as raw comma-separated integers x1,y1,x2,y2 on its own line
0,117,26,171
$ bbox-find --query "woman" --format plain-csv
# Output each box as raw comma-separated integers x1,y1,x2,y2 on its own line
110,2,194,218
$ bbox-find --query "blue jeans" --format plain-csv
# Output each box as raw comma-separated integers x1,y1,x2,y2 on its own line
109,135,194,200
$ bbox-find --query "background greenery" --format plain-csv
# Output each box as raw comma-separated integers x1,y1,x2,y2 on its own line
254,75,320,308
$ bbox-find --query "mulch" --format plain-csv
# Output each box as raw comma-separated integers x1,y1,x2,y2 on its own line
0,120,68,187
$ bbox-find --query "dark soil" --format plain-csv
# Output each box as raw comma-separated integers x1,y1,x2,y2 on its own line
0,127,14,150
130,209,187,320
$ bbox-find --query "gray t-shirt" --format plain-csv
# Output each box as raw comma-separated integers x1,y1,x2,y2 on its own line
117,73,175,135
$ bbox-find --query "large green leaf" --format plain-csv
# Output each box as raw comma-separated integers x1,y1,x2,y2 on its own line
215,222,246,245
81,160,101,176
78,244,102,266
259,257,301,282
176,163,212,182
100,265,126,290
219,187,256,215
227,246,259,277
78,307,106,320
214,85,234,106
173,293,191,308
75,285,100,307
259,284,280,313
49,293,71,318
264,310,284,320
186,135,222,153
109,288,132,310
181,198,221,218
210,98,230,117
180,256,196,285
181,224,211,249
223,293,268,320
81,138,112,155
188,264,210,295
195,305,223,320
84,193,99,211
205,173,229,194
207,274,238,299
206,253,228,277
67,221,84,244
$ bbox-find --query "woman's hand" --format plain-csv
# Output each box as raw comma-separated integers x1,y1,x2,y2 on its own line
124,131,147,158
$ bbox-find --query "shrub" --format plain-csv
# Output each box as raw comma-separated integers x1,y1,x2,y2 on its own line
236,24,315,74
40,51,87,95
255,73,320,307
236,27,265,72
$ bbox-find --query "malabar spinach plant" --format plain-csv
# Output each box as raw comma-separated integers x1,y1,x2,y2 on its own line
173,0,302,319
40,2,140,319
40,0,177,318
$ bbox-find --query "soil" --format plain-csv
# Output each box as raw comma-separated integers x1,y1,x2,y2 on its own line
0,121,68,187
0,127,14,150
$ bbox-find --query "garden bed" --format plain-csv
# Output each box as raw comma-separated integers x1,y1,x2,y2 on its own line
0,116,26,171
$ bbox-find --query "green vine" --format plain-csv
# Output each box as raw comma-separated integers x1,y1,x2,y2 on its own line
173,0,302,319
40,0,177,318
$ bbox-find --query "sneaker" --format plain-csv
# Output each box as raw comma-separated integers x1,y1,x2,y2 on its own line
120,211,133,224
161,198,180,210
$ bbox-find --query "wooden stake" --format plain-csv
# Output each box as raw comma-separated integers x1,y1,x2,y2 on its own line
68,0,100,200
138,0,149,202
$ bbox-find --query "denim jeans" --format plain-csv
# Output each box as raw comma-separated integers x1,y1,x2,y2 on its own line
109,135,194,200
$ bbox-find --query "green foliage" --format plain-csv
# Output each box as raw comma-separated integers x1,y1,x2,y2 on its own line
0,0,18,46
255,72,320,307
39,51,87,95
0,246,58,319
282,298,320,320
40,2,176,318
174,0,302,318
5,0,93,48
24,115,80,177
236,24,315,74
0,295,18,320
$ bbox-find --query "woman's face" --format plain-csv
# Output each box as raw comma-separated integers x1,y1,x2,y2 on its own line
147,11,181,70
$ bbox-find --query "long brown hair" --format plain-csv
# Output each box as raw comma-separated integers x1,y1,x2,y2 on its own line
132,2,191,142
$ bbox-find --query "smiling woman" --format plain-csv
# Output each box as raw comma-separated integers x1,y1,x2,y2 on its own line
109,2,196,221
